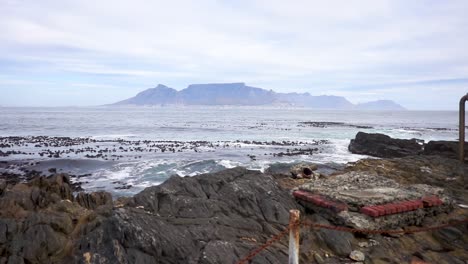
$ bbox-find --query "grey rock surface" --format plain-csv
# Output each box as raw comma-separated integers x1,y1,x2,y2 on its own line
349,132,423,158
424,140,468,160
0,167,299,264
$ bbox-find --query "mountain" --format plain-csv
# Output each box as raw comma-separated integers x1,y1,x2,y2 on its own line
276,93,354,108
355,100,405,110
178,83,276,105
113,84,178,105
112,83,405,110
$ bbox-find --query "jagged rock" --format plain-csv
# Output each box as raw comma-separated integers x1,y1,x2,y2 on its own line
72,167,298,263
0,167,299,263
349,132,423,158
28,174,74,202
76,191,112,210
0,165,467,263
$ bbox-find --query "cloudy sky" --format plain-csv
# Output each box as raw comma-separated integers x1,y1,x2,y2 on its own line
0,0,467,109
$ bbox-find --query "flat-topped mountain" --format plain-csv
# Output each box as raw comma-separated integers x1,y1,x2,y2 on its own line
112,83,405,110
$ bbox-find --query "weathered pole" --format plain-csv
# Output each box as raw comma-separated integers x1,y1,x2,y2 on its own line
288,209,300,264
460,93,468,187
460,93,468,162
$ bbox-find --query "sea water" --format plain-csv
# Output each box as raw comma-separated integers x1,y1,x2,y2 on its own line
0,106,463,196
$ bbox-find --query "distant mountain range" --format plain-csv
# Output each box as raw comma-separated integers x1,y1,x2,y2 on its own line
112,83,406,110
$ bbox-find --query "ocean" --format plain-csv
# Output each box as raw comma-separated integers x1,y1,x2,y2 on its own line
0,106,463,196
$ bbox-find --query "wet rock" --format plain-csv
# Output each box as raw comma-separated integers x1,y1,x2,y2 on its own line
349,132,423,158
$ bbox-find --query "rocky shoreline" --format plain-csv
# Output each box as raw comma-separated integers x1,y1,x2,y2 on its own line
0,132,467,263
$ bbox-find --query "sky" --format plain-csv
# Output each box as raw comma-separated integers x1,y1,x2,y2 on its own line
0,0,467,109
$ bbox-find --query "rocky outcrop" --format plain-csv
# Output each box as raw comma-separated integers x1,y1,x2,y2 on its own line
349,132,423,158
75,191,112,210
349,132,468,161
110,167,298,263
0,174,95,264
0,164,467,264
0,168,300,264
424,140,468,160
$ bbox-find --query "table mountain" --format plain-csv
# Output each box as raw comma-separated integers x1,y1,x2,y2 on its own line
112,83,405,110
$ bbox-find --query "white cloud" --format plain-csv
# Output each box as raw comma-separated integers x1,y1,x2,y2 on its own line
0,0,467,108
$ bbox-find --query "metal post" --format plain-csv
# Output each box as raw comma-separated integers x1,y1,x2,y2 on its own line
288,209,300,264
460,94,468,188
459,93,468,163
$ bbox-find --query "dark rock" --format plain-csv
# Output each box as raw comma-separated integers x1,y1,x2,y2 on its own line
0,167,300,263
14,224,67,263
28,174,74,202
303,215,355,257
349,132,423,158
433,226,466,250
424,140,468,160
0,180,6,196
74,167,298,263
76,191,112,210
317,226,354,257
0,164,467,263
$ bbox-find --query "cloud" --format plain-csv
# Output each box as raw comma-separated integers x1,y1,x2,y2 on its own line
0,0,467,108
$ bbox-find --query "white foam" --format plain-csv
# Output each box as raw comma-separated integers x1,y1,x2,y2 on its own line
90,134,138,140
217,159,242,168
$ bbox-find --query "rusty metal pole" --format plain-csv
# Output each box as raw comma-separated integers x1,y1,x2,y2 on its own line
288,209,300,264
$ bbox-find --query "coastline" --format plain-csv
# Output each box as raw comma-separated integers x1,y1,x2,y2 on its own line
0,132,467,263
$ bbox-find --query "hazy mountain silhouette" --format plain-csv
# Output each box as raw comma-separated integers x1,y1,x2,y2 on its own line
112,83,405,110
